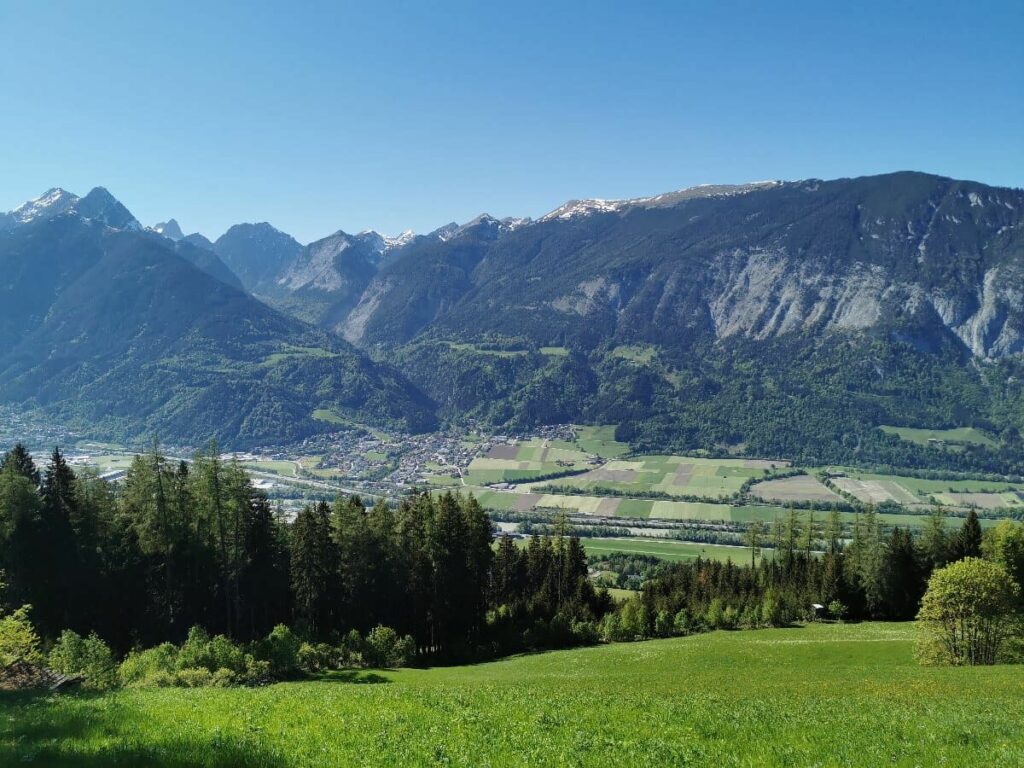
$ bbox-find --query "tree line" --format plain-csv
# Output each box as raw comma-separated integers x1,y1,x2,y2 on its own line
0,443,607,661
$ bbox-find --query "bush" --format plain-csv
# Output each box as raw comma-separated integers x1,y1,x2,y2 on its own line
178,627,246,674
297,642,338,673
828,600,848,622
571,619,600,645
0,604,41,665
672,609,692,636
175,667,214,687
119,643,179,687
255,624,301,678
916,557,1021,666
364,625,416,668
119,627,262,688
48,630,117,690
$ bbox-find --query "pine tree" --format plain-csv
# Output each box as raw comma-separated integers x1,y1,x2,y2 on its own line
920,507,949,570
0,444,40,487
38,448,83,633
952,510,983,561
290,502,338,636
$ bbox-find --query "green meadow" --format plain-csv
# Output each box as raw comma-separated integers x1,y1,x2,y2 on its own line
880,425,996,447
579,536,764,563
3,623,1021,767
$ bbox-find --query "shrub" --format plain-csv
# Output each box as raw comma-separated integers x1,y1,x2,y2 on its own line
119,643,179,687
48,630,117,690
828,600,847,622
175,667,214,687
672,609,692,636
705,598,725,629
916,557,1021,666
0,604,41,665
178,627,246,674
256,624,301,678
570,619,600,645
653,610,673,638
297,642,338,673
365,625,416,668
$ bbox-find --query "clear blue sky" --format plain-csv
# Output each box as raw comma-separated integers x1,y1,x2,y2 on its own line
1,1,1021,243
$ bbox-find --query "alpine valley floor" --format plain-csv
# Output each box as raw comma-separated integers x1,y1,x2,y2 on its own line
2,622,1021,767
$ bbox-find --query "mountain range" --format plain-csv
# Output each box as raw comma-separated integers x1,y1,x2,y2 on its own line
2,173,1022,467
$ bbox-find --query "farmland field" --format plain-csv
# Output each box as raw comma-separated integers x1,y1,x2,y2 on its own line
3,623,1021,766
578,537,764,563
828,469,1024,508
242,460,298,477
531,455,790,499
749,474,841,502
464,439,593,484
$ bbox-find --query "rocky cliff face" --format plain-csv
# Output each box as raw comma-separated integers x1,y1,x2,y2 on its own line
330,172,1023,359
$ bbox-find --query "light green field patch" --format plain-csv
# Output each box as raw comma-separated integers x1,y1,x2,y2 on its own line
469,458,545,471
580,537,759,563
540,346,569,357
610,344,658,364
423,475,460,487
605,460,646,472
574,425,630,458
535,494,606,514
242,460,297,477
614,498,654,518
264,344,340,366
881,425,996,447
444,341,527,358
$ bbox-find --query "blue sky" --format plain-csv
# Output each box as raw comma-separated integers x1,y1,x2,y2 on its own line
1,1,1021,242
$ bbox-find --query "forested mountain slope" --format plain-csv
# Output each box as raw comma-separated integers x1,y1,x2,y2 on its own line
289,172,1023,469
0,208,435,446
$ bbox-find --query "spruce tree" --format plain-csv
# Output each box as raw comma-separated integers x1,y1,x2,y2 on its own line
0,444,40,487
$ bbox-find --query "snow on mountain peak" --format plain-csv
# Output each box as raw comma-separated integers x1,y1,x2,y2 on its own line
540,181,781,222
356,229,417,253
11,187,80,223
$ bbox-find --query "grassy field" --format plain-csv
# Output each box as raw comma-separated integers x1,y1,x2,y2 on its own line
880,425,996,447
573,425,630,458
579,537,764,563
242,460,297,477
3,623,1021,766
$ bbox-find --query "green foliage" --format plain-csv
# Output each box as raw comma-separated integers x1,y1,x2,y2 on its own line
364,626,416,668
254,624,301,678
47,630,117,690
0,604,41,665
916,558,1021,666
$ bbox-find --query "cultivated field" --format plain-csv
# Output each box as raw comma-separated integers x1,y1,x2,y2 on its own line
3,623,1021,766
828,469,1024,510
464,439,594,484
528,455,790,499
749,474,841,503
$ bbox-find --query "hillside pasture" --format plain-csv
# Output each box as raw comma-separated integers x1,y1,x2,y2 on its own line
2,623,1021,766
572,425,631,458
880,425,996,447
